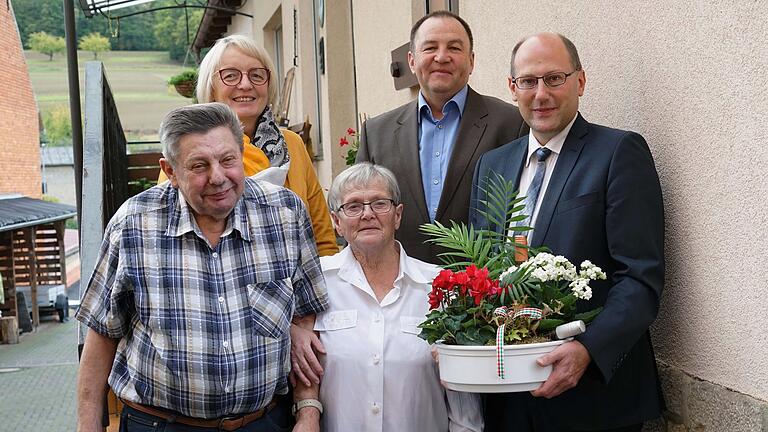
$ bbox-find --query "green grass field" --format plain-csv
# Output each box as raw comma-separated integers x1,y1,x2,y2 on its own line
26,50,195,142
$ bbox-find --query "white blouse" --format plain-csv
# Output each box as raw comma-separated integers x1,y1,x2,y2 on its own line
316,244,483,432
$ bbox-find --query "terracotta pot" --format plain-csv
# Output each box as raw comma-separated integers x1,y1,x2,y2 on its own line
436,339,565,393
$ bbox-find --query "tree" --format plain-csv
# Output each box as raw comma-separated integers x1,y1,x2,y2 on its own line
79,33,111,59
28,32,66,61
153,7,203,61
42,105,73,146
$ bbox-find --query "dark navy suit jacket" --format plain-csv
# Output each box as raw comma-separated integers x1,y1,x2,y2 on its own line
470,114,665,430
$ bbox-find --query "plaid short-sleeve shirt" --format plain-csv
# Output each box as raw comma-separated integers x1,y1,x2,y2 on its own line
76,179,328,419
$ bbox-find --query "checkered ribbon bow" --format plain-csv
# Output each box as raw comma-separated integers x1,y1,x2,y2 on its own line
494,306,544,379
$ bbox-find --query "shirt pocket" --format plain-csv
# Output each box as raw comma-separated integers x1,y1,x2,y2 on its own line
315,310,358,331
246,278,294,339
400,315,424,335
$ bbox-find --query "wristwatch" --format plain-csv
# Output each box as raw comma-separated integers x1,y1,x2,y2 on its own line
292,398,323,416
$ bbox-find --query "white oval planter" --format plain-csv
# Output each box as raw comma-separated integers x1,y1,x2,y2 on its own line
436,340,565,393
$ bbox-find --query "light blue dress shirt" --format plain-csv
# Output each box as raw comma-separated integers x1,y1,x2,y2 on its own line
418,85,468,221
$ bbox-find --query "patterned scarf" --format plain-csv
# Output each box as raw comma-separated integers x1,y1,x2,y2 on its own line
250,106,290,168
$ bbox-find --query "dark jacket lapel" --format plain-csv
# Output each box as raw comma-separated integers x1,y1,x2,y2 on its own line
436,87,488,220
395,102,430,222
530,114,589,246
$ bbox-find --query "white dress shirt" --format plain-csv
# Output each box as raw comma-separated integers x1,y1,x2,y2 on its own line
517,114,579,231
316,244,483,432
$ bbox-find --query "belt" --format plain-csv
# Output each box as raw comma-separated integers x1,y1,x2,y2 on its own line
121,398,279,431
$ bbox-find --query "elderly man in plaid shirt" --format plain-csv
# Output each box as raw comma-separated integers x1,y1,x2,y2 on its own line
76,103,327,432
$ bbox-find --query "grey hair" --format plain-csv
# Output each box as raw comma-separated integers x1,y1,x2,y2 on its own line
160,102,244,166
510,33,583,77
327,162,401,211
196,34,278,107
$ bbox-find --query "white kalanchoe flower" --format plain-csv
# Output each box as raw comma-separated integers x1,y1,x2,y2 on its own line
499,265,518,282
569,278,593,300
578,260,607,280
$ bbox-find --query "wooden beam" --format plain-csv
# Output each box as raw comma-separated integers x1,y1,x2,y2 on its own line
56,221,67,289
24,227,39,328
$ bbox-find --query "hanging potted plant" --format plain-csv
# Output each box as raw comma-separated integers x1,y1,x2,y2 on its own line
168,69,198,99
417,173,605,393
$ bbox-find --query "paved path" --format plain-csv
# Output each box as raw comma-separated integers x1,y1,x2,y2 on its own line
0,315,78,432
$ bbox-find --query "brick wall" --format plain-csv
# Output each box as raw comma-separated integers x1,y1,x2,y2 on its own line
0,3,41,198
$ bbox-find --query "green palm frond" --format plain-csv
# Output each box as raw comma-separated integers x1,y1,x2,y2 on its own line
419,172,532,276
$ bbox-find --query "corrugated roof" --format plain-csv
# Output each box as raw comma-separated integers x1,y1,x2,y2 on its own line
0,196,77,232
41,146,74,166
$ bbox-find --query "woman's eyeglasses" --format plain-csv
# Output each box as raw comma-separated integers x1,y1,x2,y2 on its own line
218,68,270,86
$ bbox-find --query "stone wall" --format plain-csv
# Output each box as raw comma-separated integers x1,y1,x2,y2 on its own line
644,361,768,431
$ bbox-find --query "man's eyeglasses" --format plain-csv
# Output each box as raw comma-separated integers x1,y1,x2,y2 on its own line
338,199,396,217
511,70,579,90
218,68,270,87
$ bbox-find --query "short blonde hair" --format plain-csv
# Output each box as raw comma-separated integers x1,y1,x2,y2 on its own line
196,35,278,107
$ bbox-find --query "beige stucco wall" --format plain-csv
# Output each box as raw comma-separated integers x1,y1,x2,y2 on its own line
351,0,417,118
463,1,768,402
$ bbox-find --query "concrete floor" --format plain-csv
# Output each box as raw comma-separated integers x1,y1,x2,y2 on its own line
0,314,78,432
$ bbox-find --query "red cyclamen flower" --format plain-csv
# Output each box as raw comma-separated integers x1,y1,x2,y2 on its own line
347,128,356,135
339,137,349,146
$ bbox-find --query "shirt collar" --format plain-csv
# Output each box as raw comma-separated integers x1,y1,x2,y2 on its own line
165,187,250,242
417,85,469,124
525,112,579,167
333,241,434,288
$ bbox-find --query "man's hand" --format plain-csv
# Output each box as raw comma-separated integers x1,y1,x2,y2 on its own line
290,317,325,387
292,406,321,432
531,340,590,399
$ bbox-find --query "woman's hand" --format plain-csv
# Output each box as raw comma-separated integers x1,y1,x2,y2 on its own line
290,315,326,387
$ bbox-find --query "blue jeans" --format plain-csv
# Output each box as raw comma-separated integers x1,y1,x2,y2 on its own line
119,398,294,432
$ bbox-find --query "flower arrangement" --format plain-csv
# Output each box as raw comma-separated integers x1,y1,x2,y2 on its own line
339,127,359,166
418,173,605,346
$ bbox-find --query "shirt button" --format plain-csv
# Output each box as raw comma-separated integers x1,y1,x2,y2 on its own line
212,252,219,258
437,124,444,129
371,404,380,414
373,315,381,323
435,151,440,157
218,296,225,303
225,386,231,393
222,341,229,348
432,179,439,185
373,354,381,365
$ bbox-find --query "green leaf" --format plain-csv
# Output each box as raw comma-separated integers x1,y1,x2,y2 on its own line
574,307,603,323
538,319,566,332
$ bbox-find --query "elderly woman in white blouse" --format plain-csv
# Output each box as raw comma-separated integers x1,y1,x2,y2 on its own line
313,162,482,432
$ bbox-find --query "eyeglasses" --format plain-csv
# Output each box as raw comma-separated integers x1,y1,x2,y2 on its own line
338,199,396,217
510,70,579,90
218,68,270,86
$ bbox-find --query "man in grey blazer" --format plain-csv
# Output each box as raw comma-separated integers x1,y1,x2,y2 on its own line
357,10,526,263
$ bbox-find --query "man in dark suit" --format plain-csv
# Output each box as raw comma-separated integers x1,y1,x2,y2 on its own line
470,33,665,431
357,10,526,263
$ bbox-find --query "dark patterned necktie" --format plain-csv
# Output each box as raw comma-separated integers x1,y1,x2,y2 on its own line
519,147,552,237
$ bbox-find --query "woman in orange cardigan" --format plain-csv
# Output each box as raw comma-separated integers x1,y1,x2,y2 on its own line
160,35,337,257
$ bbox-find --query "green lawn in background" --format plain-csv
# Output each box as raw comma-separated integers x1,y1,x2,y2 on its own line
26,50,195,143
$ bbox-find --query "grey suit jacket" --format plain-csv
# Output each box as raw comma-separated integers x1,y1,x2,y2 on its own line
357,86,527,263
